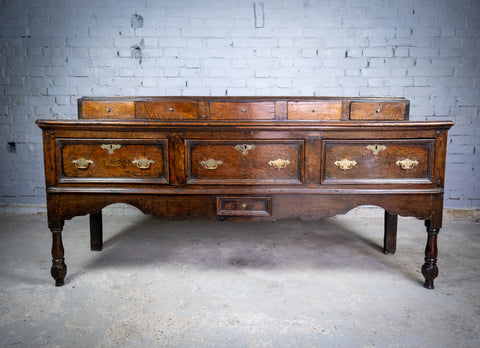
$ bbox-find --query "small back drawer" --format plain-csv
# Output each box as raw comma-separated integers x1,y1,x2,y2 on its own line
210,102,275,120
287,101,342,120
80,101,135,119
350,102,407,120
138,101,199,119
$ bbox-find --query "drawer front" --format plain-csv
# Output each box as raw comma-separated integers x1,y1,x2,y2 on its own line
81,101,135,119
139,101,198,119
210,102,275,120
350,102,407,120
217,197,272,216
287,101,342,120
322,140,433,184
59,140,168,183
186,140,303,184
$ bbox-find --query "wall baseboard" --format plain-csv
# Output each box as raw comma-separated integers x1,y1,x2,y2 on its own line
1,203,478,222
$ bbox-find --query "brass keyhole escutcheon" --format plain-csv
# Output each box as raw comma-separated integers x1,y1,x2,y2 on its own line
100,144,122,154
366,144,386,156
235,144,255,155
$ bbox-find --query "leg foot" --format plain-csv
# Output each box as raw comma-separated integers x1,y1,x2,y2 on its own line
50,225,67,286
52,263,66,287
422,223,439,290
90,211,103,251
383,211,398,254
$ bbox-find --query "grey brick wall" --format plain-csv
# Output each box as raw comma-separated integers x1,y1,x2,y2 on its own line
1,0,479,208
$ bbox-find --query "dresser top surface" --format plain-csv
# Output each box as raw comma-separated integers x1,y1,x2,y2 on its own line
36,119,453,130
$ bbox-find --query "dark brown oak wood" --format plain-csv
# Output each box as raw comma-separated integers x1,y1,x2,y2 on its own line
384,211,398,254
89,211,103,251
350,101,407,120
37,96,452,288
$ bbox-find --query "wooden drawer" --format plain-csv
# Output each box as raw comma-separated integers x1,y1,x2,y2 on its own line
81,101,135,119
322,140,433,184
138,101,198,119
287,101,342,120
210,102,275,120
217,196,272,216
59,140,168,183
350,102,407,120
186,140,303,184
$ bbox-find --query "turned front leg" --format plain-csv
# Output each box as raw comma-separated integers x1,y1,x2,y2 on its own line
422,223,439,289
50,226,67,286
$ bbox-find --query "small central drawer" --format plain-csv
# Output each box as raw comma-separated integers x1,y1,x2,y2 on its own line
217,196,272,216
186,140,303,184
210,101,275,120
59,139,168,183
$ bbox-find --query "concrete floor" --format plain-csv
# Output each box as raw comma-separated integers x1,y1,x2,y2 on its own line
0,213,479,348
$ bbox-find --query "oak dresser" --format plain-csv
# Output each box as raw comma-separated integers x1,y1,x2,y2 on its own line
36,96,453,289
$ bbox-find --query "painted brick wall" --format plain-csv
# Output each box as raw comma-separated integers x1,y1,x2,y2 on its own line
1,0,479,208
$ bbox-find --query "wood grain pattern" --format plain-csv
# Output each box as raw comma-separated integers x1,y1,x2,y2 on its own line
186,140,303,184
350,102,407,120
81,101,135,119
322,139,433,184
210,101,275,120
139,101,198,119
287,101,342,120
59,140,167,182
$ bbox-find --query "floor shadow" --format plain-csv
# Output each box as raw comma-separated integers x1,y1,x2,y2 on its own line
73,215,419,285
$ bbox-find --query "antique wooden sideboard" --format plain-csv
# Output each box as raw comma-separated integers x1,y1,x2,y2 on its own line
36,96,453,289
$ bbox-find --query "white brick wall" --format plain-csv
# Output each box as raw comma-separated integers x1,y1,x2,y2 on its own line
1,0,479,208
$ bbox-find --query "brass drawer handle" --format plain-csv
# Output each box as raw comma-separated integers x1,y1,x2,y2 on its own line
366,144,386,156
268,159,290,169
72,158,93,169
132,158,155,169
240,107,247,113
235,144,255,155
200,159,223,170
105,106,111,113
100,144,122,154
396,159,419,170
335,159,357,170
